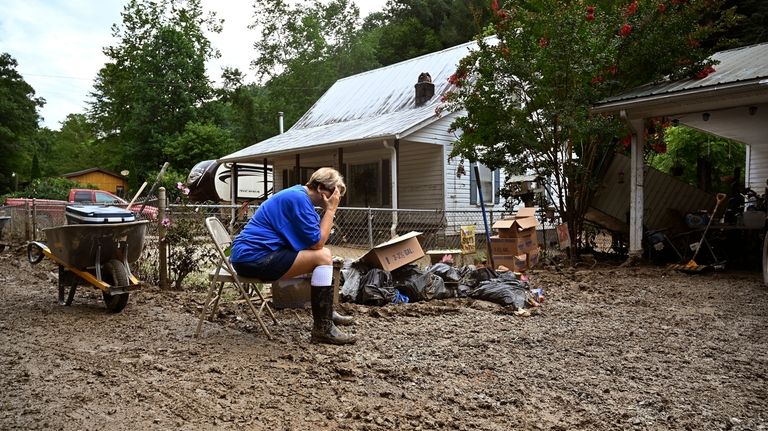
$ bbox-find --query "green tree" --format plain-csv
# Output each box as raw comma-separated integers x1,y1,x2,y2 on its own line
247,0,380,135
163,121,237,172
89,0,221,186
49,114,113,175
371,0,491,65
647,125,745,192
0,53,44,194
443,0,736,252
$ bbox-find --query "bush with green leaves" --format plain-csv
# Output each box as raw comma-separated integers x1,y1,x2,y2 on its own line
2,177,95,200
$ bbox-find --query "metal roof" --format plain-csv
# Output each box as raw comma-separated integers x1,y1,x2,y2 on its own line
220,39,485,163
595,42,768,105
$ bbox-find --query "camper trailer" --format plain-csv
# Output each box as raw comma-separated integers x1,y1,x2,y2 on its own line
187,160,273,202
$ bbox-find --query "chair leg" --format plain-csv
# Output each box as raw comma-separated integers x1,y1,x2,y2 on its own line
235,281,273,340
253,285,278,324
209,282,225,319
195,276,219,338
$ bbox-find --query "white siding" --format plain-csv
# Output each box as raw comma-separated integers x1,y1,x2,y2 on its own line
398,142,444,209
405,114,458,145
747,144,768,191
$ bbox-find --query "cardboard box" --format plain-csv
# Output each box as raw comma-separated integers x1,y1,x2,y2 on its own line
494,249,540,272
271,276,311,309
493,254,529,272
527,249,540,268
493,207,539,238
362,231,425,272
490,234,538,255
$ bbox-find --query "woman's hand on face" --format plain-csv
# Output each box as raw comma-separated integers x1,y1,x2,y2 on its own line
323,187,341,212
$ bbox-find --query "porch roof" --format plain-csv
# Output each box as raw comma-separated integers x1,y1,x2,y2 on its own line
219,39,487,163
591,43,768,146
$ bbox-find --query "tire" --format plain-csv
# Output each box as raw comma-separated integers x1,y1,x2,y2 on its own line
102,259,130,313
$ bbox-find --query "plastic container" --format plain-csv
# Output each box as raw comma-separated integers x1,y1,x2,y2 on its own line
65,205,136,224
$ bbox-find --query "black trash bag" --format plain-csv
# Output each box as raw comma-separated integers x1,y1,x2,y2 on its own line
426,262,461,282
340,260,367,302
357,268,397,306
391,264,453,302
468,277,529,309
459,266,499,290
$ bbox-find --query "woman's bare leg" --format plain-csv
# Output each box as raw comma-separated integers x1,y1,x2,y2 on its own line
281,247,332,279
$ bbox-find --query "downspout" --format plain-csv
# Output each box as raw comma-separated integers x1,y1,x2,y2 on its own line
384,139,398,239
620,109,645,261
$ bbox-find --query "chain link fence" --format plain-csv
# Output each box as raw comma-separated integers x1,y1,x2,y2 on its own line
1,199,617,291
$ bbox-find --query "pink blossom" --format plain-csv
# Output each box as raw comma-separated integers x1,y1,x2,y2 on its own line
161,217,171,227
624,1,638,16
619,23,632,37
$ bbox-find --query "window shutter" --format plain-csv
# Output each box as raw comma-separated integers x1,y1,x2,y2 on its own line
494,169,500,204
469,161,477,205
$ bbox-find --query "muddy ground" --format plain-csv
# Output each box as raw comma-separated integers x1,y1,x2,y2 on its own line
1,248,766,431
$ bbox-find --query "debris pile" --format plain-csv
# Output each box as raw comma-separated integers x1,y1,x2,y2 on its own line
340,260,544,311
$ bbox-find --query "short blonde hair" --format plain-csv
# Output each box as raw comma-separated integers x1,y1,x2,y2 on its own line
306,167,346,196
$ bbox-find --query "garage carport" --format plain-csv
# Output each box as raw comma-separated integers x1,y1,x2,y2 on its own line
590,43,768,278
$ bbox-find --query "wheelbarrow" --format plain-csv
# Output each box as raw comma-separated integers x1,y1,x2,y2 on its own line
0,215,10,252
27,220,149,312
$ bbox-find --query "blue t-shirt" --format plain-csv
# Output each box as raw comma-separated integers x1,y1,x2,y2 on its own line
230,185,321,263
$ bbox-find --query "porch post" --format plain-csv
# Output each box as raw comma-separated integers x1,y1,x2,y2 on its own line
627,115,645,259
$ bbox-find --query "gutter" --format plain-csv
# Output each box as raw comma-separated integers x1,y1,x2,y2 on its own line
591,79,768,115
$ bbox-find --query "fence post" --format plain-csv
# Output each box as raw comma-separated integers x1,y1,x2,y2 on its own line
24,200,31,242
158,187,168,290
367,207,374,249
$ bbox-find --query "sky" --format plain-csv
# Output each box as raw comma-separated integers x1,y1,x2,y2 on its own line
0,0,388,130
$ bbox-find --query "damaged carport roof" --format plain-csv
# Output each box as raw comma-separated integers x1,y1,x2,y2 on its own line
591,42,768,115
218,38,489,163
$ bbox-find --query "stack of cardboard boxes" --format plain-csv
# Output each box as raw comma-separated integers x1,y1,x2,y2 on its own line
490,207,540,272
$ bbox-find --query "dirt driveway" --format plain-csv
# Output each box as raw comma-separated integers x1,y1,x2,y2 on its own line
1,249,766,430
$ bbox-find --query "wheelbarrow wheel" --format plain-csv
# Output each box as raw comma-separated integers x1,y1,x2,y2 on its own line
103,259,130,313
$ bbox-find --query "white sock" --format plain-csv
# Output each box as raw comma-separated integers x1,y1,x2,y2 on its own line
311,264,333,286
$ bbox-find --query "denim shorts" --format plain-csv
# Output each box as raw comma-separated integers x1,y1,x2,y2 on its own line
231,249,299,281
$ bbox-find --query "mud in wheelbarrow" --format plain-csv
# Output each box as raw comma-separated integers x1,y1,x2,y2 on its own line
27,220,150,312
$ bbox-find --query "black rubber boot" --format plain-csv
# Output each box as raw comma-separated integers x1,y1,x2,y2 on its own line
332,310,355,326
311,285,356,345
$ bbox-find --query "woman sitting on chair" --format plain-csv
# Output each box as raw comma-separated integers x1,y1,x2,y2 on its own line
230,167,356,345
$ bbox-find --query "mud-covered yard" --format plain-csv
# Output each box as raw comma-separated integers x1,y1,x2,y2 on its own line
1,249,766,430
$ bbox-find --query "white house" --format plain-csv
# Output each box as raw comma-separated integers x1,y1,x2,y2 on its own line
218,39,510,239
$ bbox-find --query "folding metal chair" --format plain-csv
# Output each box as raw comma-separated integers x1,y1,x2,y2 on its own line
194,216,277,339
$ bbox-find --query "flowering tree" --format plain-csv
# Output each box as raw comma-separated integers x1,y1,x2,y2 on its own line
442,0,736,252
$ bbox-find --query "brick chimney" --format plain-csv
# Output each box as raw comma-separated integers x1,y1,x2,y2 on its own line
414,72,435,107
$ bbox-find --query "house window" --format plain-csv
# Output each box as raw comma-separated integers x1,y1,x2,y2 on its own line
281,167,316,189
470,162,500,205
348,161,381,207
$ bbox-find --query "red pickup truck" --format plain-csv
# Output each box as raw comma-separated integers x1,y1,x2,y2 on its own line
4,189,158,220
